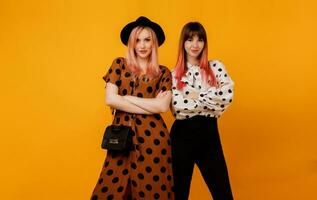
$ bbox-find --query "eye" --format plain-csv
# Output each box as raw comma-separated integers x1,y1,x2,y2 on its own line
198,38,204,42
145,38,151,42
136,39,140,42
187,38,193,42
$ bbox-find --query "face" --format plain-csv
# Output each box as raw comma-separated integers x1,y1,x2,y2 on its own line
184,34,205,60
135,28,153,59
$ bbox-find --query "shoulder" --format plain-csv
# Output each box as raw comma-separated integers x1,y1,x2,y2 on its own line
112,57,125,65
159,65,171,75
209,59,228,72
209,59,225,67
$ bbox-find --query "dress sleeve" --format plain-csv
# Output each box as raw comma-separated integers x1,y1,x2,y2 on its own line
102,57,124,87
197,60,234,114
156,67,172,94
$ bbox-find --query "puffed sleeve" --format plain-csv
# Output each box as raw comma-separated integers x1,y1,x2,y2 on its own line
198,60,234,115
102,57,124,87
171,72,202,116
155,66,172,94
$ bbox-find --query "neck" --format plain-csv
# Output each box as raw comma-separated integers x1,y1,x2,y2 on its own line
137,57,149,73
186,56,200,66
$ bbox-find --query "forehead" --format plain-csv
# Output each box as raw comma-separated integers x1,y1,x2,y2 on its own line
137,28,152,38
188,32,202,39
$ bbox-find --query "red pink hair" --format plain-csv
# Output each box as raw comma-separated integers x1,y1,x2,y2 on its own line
174,22,217,89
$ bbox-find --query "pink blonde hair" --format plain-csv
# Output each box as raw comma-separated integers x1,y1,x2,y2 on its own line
174,22,217,89
126,26,160,78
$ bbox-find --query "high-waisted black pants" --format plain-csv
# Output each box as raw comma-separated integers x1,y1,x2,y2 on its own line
170,115,234,200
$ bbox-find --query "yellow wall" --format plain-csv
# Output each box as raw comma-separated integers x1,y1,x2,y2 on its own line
1,0,316,199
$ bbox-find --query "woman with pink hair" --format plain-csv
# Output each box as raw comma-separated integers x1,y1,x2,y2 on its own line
91,16,174,200
170,22,234,200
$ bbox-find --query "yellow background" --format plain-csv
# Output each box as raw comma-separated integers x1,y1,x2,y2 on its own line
1,0,316,199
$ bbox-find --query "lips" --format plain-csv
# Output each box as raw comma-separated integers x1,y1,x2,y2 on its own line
190,49,200,53
139,50,148,54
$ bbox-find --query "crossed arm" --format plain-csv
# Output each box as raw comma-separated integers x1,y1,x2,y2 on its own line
105,82,172,114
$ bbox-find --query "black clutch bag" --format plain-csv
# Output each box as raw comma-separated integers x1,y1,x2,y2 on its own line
101,125,133,152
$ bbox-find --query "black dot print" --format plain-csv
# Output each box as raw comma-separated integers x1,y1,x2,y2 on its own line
117,160,123,166
122,169,128,175
122,89,128,95
153,157,160,164
117,186,124,193
138,155,145,162
153,175,160,182
131,163,137,169
161,184,167,191
147,86,153,93
160,131,165,137
95,64,174,199
125,72,131,78
137,137,145,144
101,187,108,193
146,148,153,155
146,184,152,191
131,180,137,187
161,149,167,155
107,170,113,176
153,114,161,120
154,139,160,145
149,121,156,128
146,166,152,173
112,177,119,183
115,68,121,75
145,129,151,136
139,191,145,198
137,173,144,180
136,118,142,125
115,80,122,87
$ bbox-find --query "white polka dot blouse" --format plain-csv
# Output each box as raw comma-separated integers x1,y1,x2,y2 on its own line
171,60,234,120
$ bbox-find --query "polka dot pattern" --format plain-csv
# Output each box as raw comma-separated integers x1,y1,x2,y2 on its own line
92,57,174,199
171,60,234,120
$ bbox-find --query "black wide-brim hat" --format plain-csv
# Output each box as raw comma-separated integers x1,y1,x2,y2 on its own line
120,16,165,46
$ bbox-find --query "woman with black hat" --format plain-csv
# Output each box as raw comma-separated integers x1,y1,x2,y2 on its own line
91,16,174,200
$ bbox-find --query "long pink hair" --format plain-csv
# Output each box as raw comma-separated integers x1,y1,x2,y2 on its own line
174,22,217,89
126,26,160,78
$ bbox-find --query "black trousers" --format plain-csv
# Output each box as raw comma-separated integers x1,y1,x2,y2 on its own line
170,116,234,200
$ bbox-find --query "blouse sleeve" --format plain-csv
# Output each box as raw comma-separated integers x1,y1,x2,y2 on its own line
171,73,205,116
102,57,124,87
197,60,234,114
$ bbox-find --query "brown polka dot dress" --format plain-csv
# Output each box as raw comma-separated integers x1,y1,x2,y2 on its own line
91,57,174,200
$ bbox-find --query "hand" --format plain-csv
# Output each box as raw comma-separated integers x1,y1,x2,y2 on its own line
187,92,199,99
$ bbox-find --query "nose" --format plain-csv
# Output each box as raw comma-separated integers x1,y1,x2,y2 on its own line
192,41,199,48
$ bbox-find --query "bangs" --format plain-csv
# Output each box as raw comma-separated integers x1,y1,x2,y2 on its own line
184,23,207,42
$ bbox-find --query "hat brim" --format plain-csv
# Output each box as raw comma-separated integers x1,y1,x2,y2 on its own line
120,16,165,46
